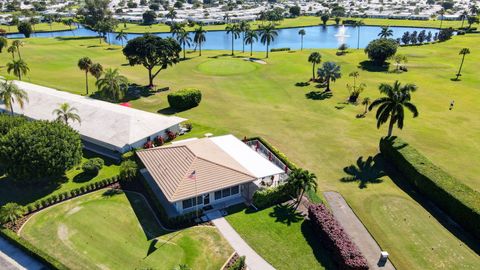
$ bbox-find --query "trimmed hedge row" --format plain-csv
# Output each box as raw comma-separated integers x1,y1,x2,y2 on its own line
0,227,69,270
380,137,480,240
247,136,298,170
308,204,369,270
167,88,202,110
270,47,290,52
252,184,291,209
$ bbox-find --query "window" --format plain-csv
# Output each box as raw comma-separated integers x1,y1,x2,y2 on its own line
215,191,222,200
222,188,231,198
231,185,239,195
182,199,192,209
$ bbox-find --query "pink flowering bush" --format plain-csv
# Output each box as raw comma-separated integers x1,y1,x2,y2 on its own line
308,204,369,270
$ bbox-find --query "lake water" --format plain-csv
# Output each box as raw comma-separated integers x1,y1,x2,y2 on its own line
7,24,439,51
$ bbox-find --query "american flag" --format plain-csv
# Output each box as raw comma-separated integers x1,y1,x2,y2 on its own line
188,170,196,180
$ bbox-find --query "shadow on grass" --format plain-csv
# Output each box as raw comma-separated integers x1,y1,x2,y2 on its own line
124,191,166,240
0,175,67,206
157,106,194,115
55,36,99,41
301,220,337,270
268,204,304,226
295,82,310,87
340,155,386,189
358,60,389,72
384,161,480,255
306,91,333,100
72,171,96,183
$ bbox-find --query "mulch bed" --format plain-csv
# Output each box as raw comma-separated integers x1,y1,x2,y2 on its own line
222,252,247,270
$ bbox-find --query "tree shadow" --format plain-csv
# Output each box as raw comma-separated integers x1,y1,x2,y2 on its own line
56,36,98,41
358,60,389,72
295,82,310,87
101,188,123,198
0,175,67,206
268,204,304,226
300,220,337,270
306,91,333,100
157,106,190,115
124,191,166,240
72,171,96,183
340,155,386,189
208,53,230,59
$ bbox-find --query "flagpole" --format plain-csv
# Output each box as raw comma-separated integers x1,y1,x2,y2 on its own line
195,176,198,220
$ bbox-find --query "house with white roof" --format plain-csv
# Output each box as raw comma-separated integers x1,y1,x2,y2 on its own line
137,135,286,217
0,81,186,159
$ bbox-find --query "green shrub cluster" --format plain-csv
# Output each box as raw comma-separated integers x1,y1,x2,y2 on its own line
0,228,69,270
0,114,28,136
82,158,104,175
252,184,291,209
270,47,291,52
380,137,480,239
121,150,135,161
167,88,202,110
228,255,246,270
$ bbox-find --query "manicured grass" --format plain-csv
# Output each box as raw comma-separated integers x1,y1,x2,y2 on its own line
1,35,479,269
226,204,335,270
0,151,120,206
115,16,470,33
20,190,233,270
2,22,72,34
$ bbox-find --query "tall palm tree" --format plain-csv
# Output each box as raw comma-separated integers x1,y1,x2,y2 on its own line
7,45,16,60
244,29,258,56
368,80,418,137
239,21,250,53
378,26,393,38
287,168,317,210
438,8,445,29
12,40,24,60
78,57,93,95
53,102,81,125
89,63,104,82
166,8,177,24
455,48,470,80
95,68,129,102
7,59,29,81
354,20,364,49
317,61,341,91
115,30,128,48
0,37,8,53
0,203,25,224
170,22,184,38
193,26,206,56
460,10,469,28
176,30,192,59
362,97,371,115
298,29,306,50
0,80,28,115
225,24,241,56
308,52,321,81
258,24,278,58
63,18,75,36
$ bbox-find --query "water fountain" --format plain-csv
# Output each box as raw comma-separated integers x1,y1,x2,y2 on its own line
335,25,350,44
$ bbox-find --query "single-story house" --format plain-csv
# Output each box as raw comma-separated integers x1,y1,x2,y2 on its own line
0,81,186,159
137,135,286,217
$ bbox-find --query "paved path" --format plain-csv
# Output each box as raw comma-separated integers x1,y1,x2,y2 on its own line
0,237,45,270
324,191,395,270
207,211,275,270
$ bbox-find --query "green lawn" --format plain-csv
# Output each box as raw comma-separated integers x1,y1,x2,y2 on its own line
226,204,335,270
20,190,233,270
0,151,120,206
1,22,72,34
1,35,479,269
116,16,470,33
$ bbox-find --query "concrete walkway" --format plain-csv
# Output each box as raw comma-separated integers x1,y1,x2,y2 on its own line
324,191,395,270
207,211,275,270
0,237,45,270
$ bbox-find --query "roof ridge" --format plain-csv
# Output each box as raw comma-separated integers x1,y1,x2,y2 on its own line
170,156,200,200
196,156,255,178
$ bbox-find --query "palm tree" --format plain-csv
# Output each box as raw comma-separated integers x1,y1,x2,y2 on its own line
455,48,470,80
95,68,129,102
317,61,341,91
7,59,29,81
115,30,128,48
12,40,24,60
63,18,75,36
354,20,364,49
287,168,317,210
78,57,93,95
460,10,469,28
378,26,393,38
368,80,419,137
226,24,241,56
239,21,250,53
258,24,278,58
170,22,184,38
89,63,104,82
0,80,28,115
244,29,258,56
176,30,192,59
438,8,445,29
193,26,206,56
393,54,408,72
53,103,81,125
298,29,306,50
7,45,16,60
0,203,25,224
308,52,322,81
0,37,8,53
166,8,177,24
361,97,371,115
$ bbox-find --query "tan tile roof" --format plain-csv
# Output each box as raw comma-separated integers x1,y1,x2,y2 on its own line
136,139,255,202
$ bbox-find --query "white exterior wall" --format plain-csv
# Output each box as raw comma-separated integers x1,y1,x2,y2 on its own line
124,124,181,152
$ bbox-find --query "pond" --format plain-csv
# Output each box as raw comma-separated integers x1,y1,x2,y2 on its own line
7,24,439,51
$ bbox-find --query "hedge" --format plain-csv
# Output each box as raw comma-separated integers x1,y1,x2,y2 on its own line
0,227,69,270
308,204,368,270
270,47,290,52
380,137,480,240
167,88,202,110
252,184,291,209
247,136,298,170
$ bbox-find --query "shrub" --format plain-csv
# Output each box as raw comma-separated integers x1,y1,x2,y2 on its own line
120,160,138,181
0,121,82,183
167,88,202,110
121,150,135,161
270,47,290,52
0,114,28,136
0,203,25,224
247,137,297,170
82,158,104,175
437,28,454,42
17,21,32,38
308,204,368,270
364,38,398,65
229,255,246,270
380,137,480,239
252,184,291,209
